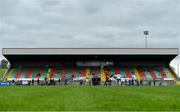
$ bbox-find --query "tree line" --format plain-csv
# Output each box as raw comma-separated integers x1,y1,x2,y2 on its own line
0,59,8,69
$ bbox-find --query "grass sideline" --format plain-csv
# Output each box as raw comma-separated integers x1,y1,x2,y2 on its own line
0,86,180,111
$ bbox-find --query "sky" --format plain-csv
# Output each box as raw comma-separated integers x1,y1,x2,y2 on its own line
0,0,180,72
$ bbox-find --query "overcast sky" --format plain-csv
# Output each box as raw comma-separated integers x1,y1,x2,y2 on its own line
0,0,180,64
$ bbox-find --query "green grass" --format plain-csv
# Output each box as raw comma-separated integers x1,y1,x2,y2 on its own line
0,86,180,111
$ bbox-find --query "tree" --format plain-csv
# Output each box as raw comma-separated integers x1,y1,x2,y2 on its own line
1,59,8,69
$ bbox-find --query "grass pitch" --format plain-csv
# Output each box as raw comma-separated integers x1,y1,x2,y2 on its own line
0,86,180,111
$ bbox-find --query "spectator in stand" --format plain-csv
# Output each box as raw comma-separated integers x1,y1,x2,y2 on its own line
72,74,75,79
19,65,22,70
36,73,40,78
158,73,161,78
79,71,81,78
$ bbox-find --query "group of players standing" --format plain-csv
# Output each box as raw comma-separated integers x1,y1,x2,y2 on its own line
104,72,143,86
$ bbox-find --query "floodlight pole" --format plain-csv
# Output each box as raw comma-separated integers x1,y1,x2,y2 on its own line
143,31,149,48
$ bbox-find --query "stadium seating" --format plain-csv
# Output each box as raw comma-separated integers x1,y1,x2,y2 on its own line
81,67,86,77
101,67,106,81
148,68,157,79
76,67,80,77
2,66,174,81
71,66,76,78
119,67,126,78
20,68,29,78
162,67,172,78
124,67,132,78
136,67,147,79
66,66,71,78
35,67,43,78
132,67,141,80
25,67,33,78
10,67,18,78
157,67,167,78
61,66,66,78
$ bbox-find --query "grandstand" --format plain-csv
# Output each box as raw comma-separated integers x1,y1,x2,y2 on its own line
1,48,179,85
